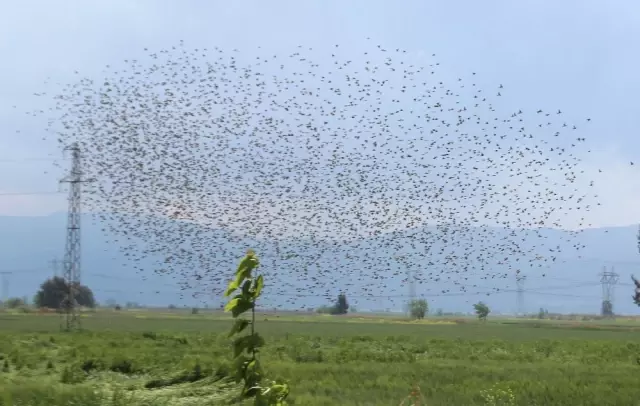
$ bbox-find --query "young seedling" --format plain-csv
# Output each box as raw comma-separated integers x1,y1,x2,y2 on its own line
399,384,426,406
224,249,290,405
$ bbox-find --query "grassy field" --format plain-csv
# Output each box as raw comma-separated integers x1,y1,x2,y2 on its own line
0,309,639,405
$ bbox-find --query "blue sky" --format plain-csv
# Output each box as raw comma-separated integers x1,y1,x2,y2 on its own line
1,0,639,227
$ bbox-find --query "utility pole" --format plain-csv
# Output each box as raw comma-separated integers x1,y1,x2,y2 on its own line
600,266,619,318
0,271,10,305
516,274,526,317
59,142,95,331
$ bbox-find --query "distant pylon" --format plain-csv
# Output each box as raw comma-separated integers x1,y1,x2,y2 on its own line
516,274,526,316
59,143,94,331
600,266,619,318
396,255,416,316
0,272,10,305
49,258,61,277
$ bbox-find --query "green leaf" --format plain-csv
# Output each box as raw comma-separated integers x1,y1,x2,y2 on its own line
231,268,250,294
224,298,240,313
244,359,263,384
250,333,266,351
241,279,252,296
253,393,270,406
233,335,252,358
261,381,290,404
244,359,262,396
232,297,254,318
232,355,251,383
229,318,250,337
236,253,259,279
245,384,262,398
225,296,253,318
253,275,264,298
233,333,265,358
224,280,240,297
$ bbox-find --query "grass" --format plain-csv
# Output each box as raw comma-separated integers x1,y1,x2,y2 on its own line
0,309,639,405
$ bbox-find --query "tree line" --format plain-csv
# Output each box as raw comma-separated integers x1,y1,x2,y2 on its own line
1,276,95,309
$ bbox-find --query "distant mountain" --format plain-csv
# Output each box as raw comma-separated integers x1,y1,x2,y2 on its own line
0,212,639,315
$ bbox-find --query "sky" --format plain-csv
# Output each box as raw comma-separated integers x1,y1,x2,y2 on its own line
1,0,640,229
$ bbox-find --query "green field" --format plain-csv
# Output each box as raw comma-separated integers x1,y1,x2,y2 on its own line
1,310,639,405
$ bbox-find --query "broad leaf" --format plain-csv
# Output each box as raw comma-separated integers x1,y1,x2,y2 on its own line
224,280,240,297
229,318,250,337
236,254,259,280
224,298,240,313
230,297,254,318
244,359,263,385
241,279,253,296
232,355,251,383
233,335,252,358
233,333,265,358
253,275,264,298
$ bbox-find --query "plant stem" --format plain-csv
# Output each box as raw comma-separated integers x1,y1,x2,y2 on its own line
251,277,257,361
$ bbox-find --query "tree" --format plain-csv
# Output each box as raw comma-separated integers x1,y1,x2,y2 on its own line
409,299,428,319
4,297,26,309
537,307,549,319
315,305,333,314
33,277,96,309
632,275,640,306
601,300,614,317
474,302,490,321
330,293,349,315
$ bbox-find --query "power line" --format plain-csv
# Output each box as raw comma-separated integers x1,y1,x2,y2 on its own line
0,269,50,274
0,157,64,163
0,191,64,196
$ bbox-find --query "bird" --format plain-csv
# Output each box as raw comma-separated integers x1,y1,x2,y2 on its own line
31,40,601,310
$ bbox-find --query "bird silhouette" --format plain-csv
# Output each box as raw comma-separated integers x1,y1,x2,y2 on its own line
31,40,601,309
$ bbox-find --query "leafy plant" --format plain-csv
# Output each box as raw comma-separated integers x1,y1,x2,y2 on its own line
224,250,290,405
399,384,426,405
480,383,516,406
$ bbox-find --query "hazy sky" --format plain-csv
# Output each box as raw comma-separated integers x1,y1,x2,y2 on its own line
1,0,639,228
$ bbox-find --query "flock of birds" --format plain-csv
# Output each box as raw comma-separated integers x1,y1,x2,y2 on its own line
34,41,606,309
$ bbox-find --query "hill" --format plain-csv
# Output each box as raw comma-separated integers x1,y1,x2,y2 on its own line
0,212,639,315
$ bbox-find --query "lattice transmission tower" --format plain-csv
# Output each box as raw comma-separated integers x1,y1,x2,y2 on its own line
395,255,417,316
59,143,94,331
49,258,62,277
516,274,526,316
600,266,619,318
0,272,10,305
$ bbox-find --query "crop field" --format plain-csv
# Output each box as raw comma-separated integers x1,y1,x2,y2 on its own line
1,310,639,405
